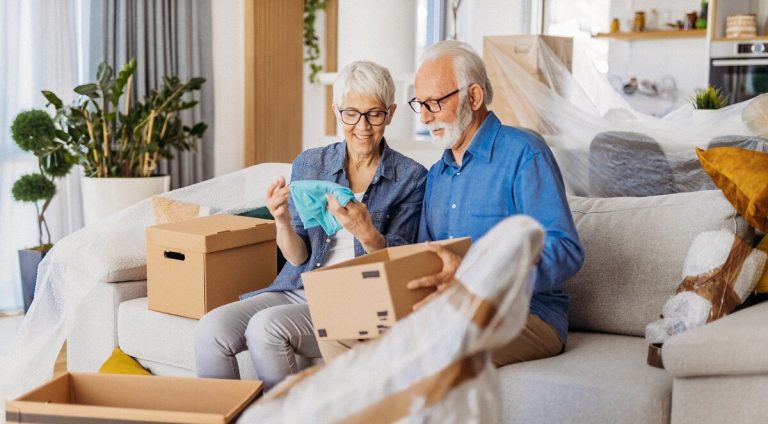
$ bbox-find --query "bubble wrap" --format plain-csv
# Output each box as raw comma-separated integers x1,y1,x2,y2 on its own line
645,229,767,344
0,163,292,405
484,37,768,197
238,215,544,423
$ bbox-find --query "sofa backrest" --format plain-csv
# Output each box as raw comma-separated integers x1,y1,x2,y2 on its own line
565,190,753,337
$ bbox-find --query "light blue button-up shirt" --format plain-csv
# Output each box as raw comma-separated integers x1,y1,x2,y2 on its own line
418,112,584,344
242,139,427,299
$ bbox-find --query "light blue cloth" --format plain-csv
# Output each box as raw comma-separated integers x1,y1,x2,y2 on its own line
290,180,355,235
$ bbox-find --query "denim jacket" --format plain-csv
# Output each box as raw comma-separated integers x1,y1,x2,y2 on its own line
242,139,427,298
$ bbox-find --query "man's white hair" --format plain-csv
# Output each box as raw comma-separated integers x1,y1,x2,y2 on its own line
333,61,395,107
420,40,494,106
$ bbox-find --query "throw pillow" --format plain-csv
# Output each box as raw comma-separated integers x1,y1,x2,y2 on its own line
99,348,152,375
645,229,767,345
755,235,768,293
152,196,211,224
696,146,768,232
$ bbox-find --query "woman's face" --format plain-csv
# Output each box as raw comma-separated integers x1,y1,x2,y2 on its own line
335,91,396,157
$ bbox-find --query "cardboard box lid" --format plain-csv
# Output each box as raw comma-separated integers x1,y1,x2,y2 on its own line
314,237,472,273
146,215,276,253
5,373,263,424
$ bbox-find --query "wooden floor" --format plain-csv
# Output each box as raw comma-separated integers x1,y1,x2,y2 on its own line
55,343,67,376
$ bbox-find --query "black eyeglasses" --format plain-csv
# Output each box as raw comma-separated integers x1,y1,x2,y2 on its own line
408,87,463,113
337,108,389,126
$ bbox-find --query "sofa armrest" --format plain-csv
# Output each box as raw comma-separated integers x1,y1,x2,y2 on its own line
663,301,768,378
67,280,147,372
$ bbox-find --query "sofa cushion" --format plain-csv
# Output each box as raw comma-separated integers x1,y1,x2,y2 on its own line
499,332,672,424
566,190,752,336
118,297,311,379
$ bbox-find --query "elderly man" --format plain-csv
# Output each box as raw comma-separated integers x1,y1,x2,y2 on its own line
405,40,584,365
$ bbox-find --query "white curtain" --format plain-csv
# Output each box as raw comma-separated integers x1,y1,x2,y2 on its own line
0,1,87,312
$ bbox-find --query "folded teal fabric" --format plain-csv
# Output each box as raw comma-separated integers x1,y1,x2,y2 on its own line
290,180,355,235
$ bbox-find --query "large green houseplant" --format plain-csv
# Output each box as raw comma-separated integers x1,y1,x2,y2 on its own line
44,58,207,178
42,58,207,224
10,109,74,312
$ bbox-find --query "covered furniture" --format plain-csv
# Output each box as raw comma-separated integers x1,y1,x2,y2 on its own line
67,169,767,423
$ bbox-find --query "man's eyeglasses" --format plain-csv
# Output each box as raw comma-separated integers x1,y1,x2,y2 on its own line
408,87,463,113
337,109,389,126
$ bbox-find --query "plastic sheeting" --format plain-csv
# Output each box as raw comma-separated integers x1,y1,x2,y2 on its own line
0,163,292,405
238,216,544,423
483,36,768,197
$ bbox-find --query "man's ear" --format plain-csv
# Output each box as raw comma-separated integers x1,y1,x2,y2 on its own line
385,103,397,125
331,103,340,119
467,83,485,111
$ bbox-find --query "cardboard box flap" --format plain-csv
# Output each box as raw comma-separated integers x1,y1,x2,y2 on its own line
147,215,276,253
311,238,471,275
7,373,263,424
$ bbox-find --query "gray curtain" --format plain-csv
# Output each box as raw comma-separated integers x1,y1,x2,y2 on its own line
89,0,215,188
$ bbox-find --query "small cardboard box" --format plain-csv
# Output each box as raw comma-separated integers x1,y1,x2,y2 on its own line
147,215,277,319
484,35,573,79
303,238,471,341
5,373,263,423
483,35,573,129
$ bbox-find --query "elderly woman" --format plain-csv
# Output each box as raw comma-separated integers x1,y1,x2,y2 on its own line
194,61,427,390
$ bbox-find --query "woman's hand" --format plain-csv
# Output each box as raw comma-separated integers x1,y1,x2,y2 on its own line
326,193,385,252
266,176,291,228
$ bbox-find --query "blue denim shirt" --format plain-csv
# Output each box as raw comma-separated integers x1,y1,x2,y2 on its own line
417,112,584,344
243,139,427,298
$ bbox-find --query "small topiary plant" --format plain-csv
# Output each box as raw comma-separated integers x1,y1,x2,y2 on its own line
11,109,74,250
692,85,728,110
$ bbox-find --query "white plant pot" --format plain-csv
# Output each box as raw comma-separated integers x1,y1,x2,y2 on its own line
81,175,171,226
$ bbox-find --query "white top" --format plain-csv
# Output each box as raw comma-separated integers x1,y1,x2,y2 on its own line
323,192,365,266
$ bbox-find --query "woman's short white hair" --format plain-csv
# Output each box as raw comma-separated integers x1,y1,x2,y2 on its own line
420,40,494,106
333,61,395,107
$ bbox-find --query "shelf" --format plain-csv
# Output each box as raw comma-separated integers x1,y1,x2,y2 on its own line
712,36,768,42
593,29,707,41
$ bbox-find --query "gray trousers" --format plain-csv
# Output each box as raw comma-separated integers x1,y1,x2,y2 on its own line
193,290,321,390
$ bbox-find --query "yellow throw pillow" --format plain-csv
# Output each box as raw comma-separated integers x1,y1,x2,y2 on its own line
696,147,768,233
755,236,768,293
99,348,152,375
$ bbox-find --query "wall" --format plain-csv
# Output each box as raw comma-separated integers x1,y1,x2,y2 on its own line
211,0,245,176
455,0,530,54
605,0,709,112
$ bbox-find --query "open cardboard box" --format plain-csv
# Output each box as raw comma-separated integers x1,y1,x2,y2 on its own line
146,215,277,319
5,373,263,423
303,237,471,341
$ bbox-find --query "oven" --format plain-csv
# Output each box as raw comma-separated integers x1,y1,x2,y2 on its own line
709,41,768,105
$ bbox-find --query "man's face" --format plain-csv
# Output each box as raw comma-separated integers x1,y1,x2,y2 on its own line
414,58,472,149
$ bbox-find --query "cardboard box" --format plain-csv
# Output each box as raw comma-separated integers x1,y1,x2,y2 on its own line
484,35,573,79
483,35,573,129
303,238,471,341
147,215,277,319
5,373,263,424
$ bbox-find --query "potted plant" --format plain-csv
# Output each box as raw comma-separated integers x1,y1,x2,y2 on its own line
11,110,74,312
692,85,727,110
42,58,207,224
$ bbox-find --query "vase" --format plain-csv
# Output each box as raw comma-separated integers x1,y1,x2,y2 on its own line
18,249,47,313
81,175,171,226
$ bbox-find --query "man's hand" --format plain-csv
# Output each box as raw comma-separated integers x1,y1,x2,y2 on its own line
265,176,291,227
325,193,384,250
407,242,462,310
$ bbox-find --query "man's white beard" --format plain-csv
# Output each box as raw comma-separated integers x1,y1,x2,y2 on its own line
427,98,472,150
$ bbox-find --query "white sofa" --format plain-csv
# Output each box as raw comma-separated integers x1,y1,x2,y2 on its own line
68,186,768,423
